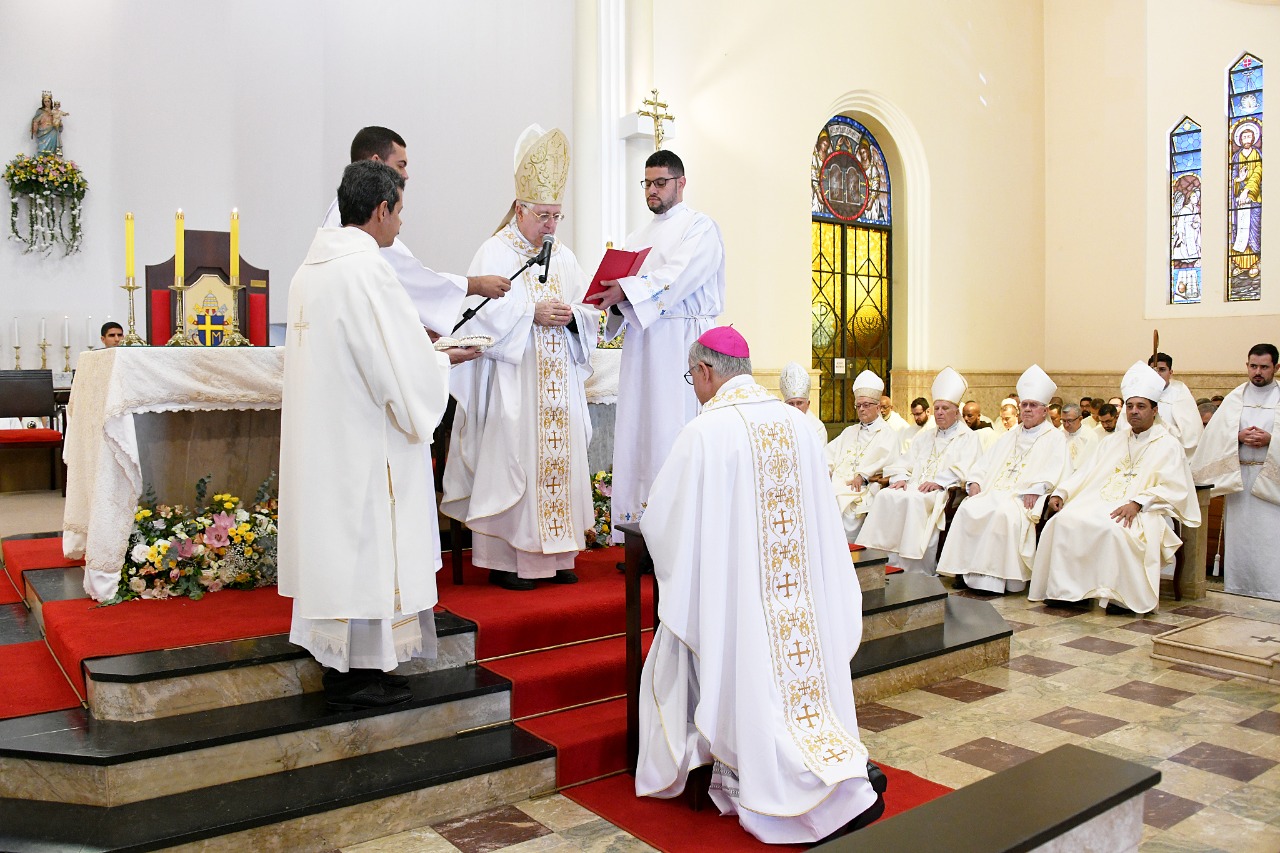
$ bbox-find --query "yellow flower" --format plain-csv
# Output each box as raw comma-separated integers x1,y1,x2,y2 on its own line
135,509,153,520
223,502,234,510
244,531,256,543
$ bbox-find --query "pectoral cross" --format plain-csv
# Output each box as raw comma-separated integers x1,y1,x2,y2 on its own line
292,306,310,346
787,639,811,667
795,703,820,729
638,89,674,150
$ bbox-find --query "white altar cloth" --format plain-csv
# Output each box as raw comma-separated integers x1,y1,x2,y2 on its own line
62,347,284,601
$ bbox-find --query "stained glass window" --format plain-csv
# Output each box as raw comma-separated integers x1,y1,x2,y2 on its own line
1169,117,1203,304
811,116,892,428
1227,53,1263,302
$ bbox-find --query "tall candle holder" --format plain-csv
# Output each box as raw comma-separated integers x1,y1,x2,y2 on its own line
38,338,49,369
11,346,20,370
165,275,198,346
119,276,148,346
219,277,252,346
62,345,71,372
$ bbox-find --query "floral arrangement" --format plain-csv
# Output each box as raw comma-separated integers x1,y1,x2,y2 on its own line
584,469,613,547
4,152,88,255
108,474,278,604
595,313,625,350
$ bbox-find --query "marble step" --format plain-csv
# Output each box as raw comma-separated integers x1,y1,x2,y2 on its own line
852,594,1012,705
1151,613,1280,685
0,723,555,853
860,572,948,642
0,664,511,806
852,547,889,592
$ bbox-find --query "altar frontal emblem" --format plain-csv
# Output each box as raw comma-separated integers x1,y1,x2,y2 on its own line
190,291,228,346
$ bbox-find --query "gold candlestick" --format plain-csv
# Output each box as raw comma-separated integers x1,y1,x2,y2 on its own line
165,275,197,346
119,276,147,346
11,346,20,370
38,338,49,369
219,276,251,347
62,345,71,372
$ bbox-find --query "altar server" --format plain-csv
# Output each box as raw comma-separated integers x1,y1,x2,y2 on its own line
636,327,883,844
1148,352,1203,458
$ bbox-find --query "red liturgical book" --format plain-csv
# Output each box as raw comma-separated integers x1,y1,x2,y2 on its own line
582,247,651,304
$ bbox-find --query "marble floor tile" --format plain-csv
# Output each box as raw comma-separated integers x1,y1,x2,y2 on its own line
1166,662,1239,682
1003,619,1037,633
1027,603,1093,618
880,716,996,754
890,750,993,789
1119,620,1180,636
1211,782,1280,826
940,736,1040,773
1107,680,1196,708
1169,605,1228,620
987,720,1087,753
875,688,966,717
1045,665,1135,694
1062,636,1138,656
920,676,1005,703
1149,759,1249,804
1138,833,1231,853
1004,654,1076,677
1163,806,1280,853
557,817,659,852
514,795,600,833
431,804,552,853
1169,693,1270,725
1168,741,1278,782
1032,705,1128,738
1071,691,1184,724
1243,762,1280,793
855,701,922,732
1098,722,1214,762
1240,710,1280,736
342,827,459,852
1142,788,1206,831
1202,680,1280,711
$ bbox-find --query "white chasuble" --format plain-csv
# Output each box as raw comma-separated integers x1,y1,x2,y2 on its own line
322,198,467,336
1064,425,1100,475
825,419,900,542
1030,425,1200,614
441,226,597,577
854,422,982,572
636,376,875,844
279,227,451,670
1192,381,1280,600
606,202,726,541
937,422,1068,591
1160,379,1204,458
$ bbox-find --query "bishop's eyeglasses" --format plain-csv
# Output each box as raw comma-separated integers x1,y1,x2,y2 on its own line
528,211,565,223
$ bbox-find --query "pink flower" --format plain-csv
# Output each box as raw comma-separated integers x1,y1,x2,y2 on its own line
203,527,229,548
174,538,198,559
212,512,235,532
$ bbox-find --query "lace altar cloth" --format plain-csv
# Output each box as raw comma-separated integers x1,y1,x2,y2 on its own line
62,347,285,601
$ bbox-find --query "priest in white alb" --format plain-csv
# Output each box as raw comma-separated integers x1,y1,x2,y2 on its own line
1029,362,1200,615
586,150,726,540
779,361,827,445
1148,352,1203,458
937,366,1068,594
826,370,901,543
280,161,451,709
1060,403,1100,474
637,327,884,845
321,126,511,335
441,127,598,591
855,368,983,574
1191,343,1280,601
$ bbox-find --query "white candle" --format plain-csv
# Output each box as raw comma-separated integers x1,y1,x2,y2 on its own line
85,316,93,349
40,318,47,342
62,316,70,347
11,317,17,345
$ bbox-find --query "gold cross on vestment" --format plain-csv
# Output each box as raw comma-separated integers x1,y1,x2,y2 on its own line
776,571,798,598
547,517,566,538
787,639,811,667
795,703,820,729
823,747,850,764
772,510,796,536
292,306,310,346
638,89,674,151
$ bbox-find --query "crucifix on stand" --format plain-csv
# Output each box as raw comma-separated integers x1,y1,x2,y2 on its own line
638,89,674,151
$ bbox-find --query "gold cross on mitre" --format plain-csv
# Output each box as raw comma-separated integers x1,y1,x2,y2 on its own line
637,89,674,150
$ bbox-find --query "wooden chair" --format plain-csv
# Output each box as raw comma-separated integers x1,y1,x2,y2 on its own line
934,485,967,560
0,370,64,494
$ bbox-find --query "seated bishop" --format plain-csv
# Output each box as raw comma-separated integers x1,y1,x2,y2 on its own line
825,370,902,542
937,365,1068,594
636,327,884,844
1028,362,1201,615
1060,403,1101,474
855,368,983,573
779,361,827,445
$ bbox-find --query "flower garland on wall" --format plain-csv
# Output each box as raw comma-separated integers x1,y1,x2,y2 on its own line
4,153,88,256
108,474,279,604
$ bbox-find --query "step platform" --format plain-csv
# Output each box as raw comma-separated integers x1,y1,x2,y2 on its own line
1151,613,1280,685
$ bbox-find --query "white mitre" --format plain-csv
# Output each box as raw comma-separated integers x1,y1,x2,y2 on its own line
1016,364,1056,405
1121,361,1166,403
851,369,885,400
496,124,570,232
779,362,811,401
931,367,967,405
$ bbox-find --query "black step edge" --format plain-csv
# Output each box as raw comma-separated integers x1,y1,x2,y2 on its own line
0,663,508,765
24,566,86,604
850,548,890,568
861,573,948,617
821,744,1159,852
1,531,63,542
0,723,555,853
851,595,1011,679
84,610,476,683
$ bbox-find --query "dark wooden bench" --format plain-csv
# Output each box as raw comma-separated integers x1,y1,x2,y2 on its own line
0,370,65,494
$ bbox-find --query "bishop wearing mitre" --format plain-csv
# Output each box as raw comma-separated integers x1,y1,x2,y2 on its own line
825,370,901,542
441,126,599,591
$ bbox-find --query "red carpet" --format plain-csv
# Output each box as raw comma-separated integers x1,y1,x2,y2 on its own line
563,766,953,853
484,632,653,718
519,697,631,786
437,546,654,658
0,641,81,720
41,586,291,695
2,537,83,592
0,574,20,605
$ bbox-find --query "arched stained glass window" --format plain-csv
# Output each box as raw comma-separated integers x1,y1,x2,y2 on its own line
1170,117,1203,304
811,116,892,429
1227,53,1263,302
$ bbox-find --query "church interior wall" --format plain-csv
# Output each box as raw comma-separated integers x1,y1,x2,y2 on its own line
0,0,575,364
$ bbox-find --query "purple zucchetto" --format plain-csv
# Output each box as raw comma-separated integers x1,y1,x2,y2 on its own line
697,325,750,358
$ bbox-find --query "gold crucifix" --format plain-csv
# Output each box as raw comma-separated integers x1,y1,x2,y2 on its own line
638,88,674,151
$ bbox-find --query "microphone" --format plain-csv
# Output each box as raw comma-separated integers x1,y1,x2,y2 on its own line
538,233,554,283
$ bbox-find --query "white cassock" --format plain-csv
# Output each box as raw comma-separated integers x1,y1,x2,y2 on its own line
279,227,451,671
825,418,900,542
1160,379,1204,458
883,410,913,452
1191,380,1280,601
971,425,1000,451
1063,425,1100,475
937,422,1068,593
855,422,983,573
322,199,468,336
441,226,599,578
904,418,930,446
636,375,876,844
1029,424,1200,614
801,408,828,446
607,202,726,540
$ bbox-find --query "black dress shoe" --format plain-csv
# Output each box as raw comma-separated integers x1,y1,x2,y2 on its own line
379,671,410,688
1105,602,1139,616
547,569,579,584
817,790,886,843
951,575,969,590
867,760,889,795
489,570,536,591
1045,598,1090,609
325,678,412,710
